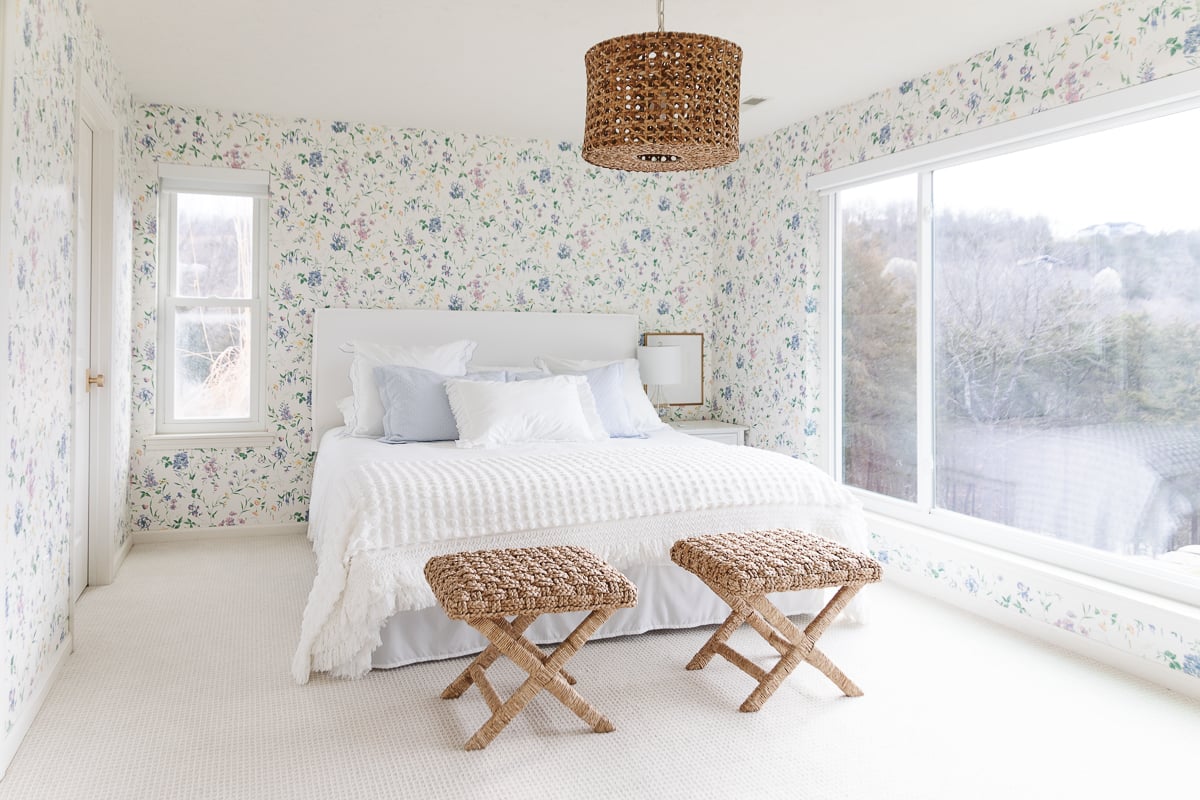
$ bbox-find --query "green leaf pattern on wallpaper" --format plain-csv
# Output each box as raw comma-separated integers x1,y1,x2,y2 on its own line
708,0,1200,680
5,0,135,737
128,1,1200,536
129,114,716,530
712,1,1200,460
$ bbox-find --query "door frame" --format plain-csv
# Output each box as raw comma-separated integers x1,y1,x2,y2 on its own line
75,74,118,589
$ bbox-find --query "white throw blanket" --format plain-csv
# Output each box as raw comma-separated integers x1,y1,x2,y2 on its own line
293,444,868,683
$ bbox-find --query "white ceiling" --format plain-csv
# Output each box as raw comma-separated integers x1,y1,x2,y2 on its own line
89,0,1097,143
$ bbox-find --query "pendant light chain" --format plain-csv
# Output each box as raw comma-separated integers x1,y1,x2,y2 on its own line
657,0,665,33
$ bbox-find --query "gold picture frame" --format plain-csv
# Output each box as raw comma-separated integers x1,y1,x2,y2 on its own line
642,332,704,406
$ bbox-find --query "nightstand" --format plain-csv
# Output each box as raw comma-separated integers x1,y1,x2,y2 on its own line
669,420,748,446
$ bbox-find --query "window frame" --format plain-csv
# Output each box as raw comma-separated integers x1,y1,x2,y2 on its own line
816,70,1200,607
155,165,269,437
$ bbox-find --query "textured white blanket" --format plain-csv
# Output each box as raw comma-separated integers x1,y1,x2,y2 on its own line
293,444,867,683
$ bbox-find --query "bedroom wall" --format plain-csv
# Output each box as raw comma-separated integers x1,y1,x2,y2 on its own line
129,111,719,532
1,0,134,772
712,0,1200,687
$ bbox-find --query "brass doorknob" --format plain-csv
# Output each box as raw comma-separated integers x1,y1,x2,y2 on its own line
86,371,105,391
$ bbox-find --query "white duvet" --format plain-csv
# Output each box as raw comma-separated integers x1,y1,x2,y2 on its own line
293,429,868,683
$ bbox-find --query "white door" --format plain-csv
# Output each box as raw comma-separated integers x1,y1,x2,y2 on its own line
71,119,94,602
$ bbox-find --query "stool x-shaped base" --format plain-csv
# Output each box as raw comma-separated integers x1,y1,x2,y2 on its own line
687,576,867,712
442,609,616,750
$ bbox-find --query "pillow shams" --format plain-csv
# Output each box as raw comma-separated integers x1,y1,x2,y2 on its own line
555,362,641,438
510,372,608,440
534,355,665,433
445,375,608,448
467,363,548,378
347,339,477,437
337,396,356,431
375,365,505,443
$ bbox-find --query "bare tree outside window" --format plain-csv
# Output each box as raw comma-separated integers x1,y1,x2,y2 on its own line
839,106,1200,562
840,176,918,502
172,193,254,420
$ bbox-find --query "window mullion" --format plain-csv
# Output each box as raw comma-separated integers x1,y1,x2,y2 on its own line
157,190,176,430
167,297,254,309
915,171,935,511
819,192,843,480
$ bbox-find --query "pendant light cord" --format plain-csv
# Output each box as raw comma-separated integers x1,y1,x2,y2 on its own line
657,0,665,32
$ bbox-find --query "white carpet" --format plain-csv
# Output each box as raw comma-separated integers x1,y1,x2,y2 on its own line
1,534,1197,800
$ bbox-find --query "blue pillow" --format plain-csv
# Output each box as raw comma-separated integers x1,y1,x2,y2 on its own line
538,362,642,438
374,365,505,443
505,369,550,382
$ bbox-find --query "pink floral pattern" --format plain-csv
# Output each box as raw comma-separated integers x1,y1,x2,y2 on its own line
129,110,715,530
6,0,1199,751
708,0,1200,683
3,0,134,743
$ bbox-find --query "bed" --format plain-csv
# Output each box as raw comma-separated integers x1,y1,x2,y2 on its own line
293,309,869,683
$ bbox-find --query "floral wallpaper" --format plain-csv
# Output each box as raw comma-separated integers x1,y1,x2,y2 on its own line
870,530,1200,680
707,0,1200,684
119,1,1200,690
129,109,716,531
711,0,1200,454
2,0,134,752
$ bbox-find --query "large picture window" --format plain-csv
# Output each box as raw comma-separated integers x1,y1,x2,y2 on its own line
833,104,1200,600
157,166,268,434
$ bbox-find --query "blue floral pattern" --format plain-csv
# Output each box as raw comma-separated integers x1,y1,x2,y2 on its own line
708,0,1200,681
7,0,1200,751
4,0,134,744
129,107,716,530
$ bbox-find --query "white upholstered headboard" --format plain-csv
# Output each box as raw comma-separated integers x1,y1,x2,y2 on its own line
311,309,639,448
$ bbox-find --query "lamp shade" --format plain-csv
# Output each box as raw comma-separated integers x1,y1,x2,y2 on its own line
637,345,683,385
583,31,742,172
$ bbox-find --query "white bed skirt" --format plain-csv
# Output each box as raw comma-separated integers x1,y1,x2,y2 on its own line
370,561,831,669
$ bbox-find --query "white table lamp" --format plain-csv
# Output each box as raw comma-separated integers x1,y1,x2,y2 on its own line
637,344,683,414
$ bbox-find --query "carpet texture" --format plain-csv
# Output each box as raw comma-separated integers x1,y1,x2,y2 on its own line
1,534,1197,799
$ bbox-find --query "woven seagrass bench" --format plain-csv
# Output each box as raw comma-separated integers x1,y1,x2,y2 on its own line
424,545,637,750
671,528,882,712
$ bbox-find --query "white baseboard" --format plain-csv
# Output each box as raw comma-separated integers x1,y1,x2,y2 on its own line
868,514,1200,700
1,636,71,779
886,568,1200,701
133,522,308,544
114,533,132,574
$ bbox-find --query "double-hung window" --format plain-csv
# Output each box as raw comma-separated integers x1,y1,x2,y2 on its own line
821,83,1200,605
157,165,268,436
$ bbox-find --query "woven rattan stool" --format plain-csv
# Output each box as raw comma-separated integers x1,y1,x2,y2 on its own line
671,528,882,712
424,545,637,750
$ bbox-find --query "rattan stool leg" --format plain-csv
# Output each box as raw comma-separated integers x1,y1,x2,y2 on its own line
739,619,813,712
737,583,866,711
442,614,578,700
442,614,539,699
460,609,616,751
686,602,752,671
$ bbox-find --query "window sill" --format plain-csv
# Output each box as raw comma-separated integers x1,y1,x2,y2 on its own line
853,488,1200,608
143,431,276,451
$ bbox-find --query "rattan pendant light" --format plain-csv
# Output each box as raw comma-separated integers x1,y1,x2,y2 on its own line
582,0,742,172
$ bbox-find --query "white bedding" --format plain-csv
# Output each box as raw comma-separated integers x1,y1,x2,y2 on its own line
294,428,869,683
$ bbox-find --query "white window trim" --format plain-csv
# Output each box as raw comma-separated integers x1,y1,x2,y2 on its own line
809,68,1200,194
156,165,270,438
143,431,276,452
820,70,1200,607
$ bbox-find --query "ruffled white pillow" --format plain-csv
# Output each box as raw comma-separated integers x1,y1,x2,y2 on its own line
346,339,477,437
445,375,608,448
534,355,666,433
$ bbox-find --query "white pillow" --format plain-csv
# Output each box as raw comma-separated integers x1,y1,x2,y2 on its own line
445,375,607,448
336,395,357,431
534,355,666,433
347,339,477,437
